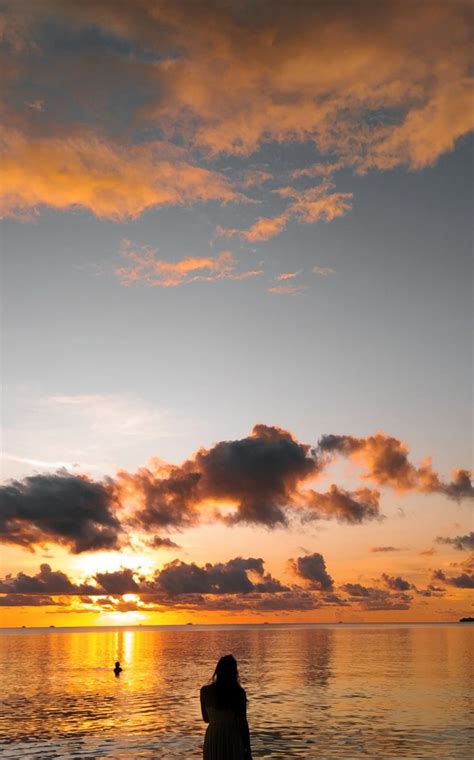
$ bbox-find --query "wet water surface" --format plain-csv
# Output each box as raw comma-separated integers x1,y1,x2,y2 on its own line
0,624,472,758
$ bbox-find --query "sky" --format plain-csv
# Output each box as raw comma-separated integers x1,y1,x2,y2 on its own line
0,0,473,627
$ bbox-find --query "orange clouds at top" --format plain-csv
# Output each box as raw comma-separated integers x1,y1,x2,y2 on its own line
0,0,472,220
0,129,238,220
134,0,472,164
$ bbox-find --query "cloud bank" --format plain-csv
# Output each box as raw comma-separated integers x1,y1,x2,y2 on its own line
0,425,472,553
5,552,463,614
1,0,472,219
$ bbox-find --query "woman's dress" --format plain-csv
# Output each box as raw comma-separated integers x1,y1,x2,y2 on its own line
201,685,247,760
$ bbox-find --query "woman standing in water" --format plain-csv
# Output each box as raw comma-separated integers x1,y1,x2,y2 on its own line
200,655,252,760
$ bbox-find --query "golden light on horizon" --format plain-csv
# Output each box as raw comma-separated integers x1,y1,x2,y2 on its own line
70,551,157,580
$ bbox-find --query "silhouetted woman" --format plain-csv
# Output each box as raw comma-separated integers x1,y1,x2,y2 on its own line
200,655,252,760
113,661,122,676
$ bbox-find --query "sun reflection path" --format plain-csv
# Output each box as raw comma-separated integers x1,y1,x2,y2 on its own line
113,628,136,665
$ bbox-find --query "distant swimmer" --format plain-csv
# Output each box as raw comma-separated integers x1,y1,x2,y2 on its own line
113,661,122,676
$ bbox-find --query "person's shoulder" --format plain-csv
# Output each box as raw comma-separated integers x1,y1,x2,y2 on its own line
200,684,214,696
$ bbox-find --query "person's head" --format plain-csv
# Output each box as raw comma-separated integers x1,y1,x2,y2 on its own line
211,655,245,710
114,661,120,668
212,654,246,711
213,655,239,686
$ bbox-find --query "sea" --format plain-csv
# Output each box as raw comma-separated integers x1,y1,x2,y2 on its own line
0,623,472,759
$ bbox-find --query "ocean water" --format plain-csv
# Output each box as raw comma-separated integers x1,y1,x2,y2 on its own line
0,623,472,759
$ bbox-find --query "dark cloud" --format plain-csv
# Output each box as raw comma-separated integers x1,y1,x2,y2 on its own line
370,546,402,553
0,564,150,597
237,590,317,613
125,424,319,530
381,574,412,591
154,561,215,595
83,588,319,614
305,485,381,524
318,433,473,500
147,536,181,549
290,552,334,591
415,584,445,598
0,594,65,607
439,471,474,501
0,472,121,553
118,464,201,531
436,532,474,551
93,568,140,595
0,563,96,594
341,583,372,598
321,593,349,606
340,582,411,610
166,589,318,613
448,574,473,589
155,556,288,596
194,424,318,526
1,426,471,555
253,576,289,594
80,595,151,613
0,557,289,599
433,569,474,589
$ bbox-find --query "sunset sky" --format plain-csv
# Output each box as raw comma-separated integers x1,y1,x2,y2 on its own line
1,0,473,627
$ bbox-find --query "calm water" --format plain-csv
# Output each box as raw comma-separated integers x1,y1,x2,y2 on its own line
0,624,472,759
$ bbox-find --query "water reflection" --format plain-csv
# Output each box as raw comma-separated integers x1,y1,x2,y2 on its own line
114,629,134,668
300,627,333,687
0,625,471,759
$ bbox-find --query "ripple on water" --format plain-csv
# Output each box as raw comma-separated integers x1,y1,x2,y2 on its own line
0,625,473,758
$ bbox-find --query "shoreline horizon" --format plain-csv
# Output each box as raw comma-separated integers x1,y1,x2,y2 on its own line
1,619,471,633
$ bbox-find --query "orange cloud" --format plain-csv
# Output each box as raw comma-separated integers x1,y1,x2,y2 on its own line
319,433,474,499
115,240,263,287
275,271,299,281
358,82,474,172
0,128,238,220
267,283,306,296
275,182,353,224
1,1,471,220
218,181,352,241
268,266,334,293
239,170,273,188
217,213,289,242
304,485,382,524
131,0,473,168
291,161,345,179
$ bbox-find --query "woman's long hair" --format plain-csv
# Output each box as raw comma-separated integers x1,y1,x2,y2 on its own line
211,654,246,711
